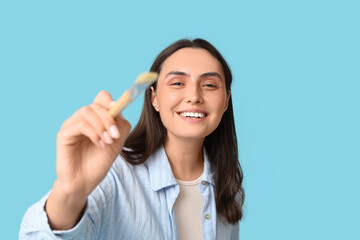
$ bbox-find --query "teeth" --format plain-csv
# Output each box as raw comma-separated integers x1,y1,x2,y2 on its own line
180,112,205,118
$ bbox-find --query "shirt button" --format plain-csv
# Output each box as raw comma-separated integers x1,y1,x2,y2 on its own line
201,181,206,185
205,214,211,220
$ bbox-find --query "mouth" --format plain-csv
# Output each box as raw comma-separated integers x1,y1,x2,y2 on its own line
176,110,209,119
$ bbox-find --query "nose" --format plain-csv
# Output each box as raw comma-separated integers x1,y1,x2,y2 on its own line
185,84,203,104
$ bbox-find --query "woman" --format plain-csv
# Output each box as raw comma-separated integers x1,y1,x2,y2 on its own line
20,38,245,239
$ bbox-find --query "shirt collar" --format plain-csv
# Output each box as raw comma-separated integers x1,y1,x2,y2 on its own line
146,145,215,192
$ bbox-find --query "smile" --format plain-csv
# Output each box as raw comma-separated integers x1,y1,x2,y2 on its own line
177,109,209,121
179,112,206,118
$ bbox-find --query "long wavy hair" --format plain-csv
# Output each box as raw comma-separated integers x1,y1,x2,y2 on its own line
121,38,245,224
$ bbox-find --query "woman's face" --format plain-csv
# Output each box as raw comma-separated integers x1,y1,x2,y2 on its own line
151,47,230,142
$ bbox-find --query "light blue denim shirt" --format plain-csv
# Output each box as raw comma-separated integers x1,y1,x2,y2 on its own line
20,146,239,239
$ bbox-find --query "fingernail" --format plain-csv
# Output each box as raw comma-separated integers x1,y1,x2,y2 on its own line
99,140,106,149
109,125,120,138
110,101,116,107
103,131,113,144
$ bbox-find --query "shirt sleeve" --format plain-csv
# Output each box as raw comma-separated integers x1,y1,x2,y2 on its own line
19,154,130,240
19,190,99,240
18,158,125,240
19,153,134,240
231,222,239,240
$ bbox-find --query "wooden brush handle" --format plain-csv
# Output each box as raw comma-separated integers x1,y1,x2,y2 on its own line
108,91,132,117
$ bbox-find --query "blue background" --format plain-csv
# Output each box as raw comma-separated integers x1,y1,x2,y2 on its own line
1,0,359,239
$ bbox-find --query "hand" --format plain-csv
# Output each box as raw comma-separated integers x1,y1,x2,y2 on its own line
55,90,131,197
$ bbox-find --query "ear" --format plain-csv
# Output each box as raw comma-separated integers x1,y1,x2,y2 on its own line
151,86,159,112
224,90,231,112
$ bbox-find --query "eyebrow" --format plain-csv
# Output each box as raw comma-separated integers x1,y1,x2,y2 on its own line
200,72,222,81
165,71,190,79
164,71,223,81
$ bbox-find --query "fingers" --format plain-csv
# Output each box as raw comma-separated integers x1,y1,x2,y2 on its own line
79,105,120,145
93,90,114,110
58,117,105,149
107,114,131,152
59,90,130,150
76,120,106,149
114,113,132,137
90,102,120,140
62,91,115,129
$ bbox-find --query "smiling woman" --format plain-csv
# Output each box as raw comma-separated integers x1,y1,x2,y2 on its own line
151,48,230,142
20,39,245,240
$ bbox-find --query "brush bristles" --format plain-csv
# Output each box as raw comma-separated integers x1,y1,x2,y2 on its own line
135,72,158,85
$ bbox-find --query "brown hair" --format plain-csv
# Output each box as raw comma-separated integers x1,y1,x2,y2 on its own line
121,38,245,224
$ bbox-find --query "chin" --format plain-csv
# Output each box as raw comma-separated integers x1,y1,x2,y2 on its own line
174,131,211,141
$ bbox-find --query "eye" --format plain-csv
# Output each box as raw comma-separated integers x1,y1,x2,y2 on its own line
203,83,219,88
171,82,184,86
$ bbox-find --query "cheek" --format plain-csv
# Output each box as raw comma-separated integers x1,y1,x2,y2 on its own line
207,94,227,112
157,91,181,110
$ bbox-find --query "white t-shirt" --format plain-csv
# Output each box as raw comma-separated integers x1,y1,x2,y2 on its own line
174,174,204,240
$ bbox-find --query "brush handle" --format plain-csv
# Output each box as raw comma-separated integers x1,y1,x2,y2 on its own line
108,90,132,117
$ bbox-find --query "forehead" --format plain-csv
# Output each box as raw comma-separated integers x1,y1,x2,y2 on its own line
160,48,223,75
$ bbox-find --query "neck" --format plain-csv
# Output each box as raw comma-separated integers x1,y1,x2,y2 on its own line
164,134,205,181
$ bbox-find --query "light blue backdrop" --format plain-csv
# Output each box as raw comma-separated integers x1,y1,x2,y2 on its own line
1,0,359,239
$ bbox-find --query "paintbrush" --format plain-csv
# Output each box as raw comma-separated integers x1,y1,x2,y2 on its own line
108,72,158,117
